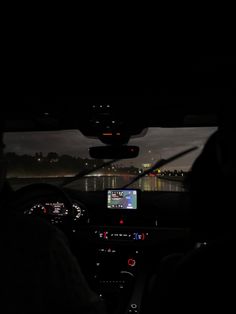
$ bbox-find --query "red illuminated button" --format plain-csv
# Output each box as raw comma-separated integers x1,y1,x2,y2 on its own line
128,259,136,267
119,219,124,225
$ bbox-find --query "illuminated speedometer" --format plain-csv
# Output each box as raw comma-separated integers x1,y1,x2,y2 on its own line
72,201,86,221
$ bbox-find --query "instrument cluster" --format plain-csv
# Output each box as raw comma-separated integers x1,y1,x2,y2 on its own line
24,200,87,223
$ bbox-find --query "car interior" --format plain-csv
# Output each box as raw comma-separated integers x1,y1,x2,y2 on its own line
2,56,235,313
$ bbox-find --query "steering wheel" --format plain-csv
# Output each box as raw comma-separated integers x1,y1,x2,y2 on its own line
8,183,74,227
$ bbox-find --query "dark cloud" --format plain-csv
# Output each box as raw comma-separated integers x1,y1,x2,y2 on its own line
130,127,217,170
4,130,101,157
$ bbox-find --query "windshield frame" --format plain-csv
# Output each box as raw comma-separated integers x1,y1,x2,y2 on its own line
4,127,218,192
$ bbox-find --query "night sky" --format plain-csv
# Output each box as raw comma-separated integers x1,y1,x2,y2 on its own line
4,127,217,171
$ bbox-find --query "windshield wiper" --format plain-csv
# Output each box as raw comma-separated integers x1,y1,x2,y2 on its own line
122,146,198,189
61,159,120,187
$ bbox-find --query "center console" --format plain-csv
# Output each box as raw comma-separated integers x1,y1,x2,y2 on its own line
89,189,151,313
93,245,142,312
72,189,190,313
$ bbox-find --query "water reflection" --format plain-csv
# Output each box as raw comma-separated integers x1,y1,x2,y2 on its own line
9,175,186,192
69,176,186,192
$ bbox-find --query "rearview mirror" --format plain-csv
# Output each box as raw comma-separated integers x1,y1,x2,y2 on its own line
89,145,139,159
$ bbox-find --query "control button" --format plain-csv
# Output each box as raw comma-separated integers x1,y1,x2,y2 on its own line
131,303,137,309
133,232,148,241
128,258,136,267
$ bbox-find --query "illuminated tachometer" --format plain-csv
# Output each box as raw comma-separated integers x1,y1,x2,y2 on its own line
25,202,68,216
25,204,45,215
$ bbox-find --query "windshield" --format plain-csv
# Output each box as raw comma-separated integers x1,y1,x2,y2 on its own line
4,127,217,192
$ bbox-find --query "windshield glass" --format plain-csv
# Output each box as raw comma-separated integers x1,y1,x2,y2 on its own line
4,127,217,192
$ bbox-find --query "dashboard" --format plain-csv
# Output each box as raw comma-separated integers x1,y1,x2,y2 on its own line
20,186,192,314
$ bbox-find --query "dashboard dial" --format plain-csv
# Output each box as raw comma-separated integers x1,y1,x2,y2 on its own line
72,201,86,221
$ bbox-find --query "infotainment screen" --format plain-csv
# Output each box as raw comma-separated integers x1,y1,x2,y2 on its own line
107,189,139,210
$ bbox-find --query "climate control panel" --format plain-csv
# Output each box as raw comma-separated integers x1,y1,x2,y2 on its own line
92,227,150,242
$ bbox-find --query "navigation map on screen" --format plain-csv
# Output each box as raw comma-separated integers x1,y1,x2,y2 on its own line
107,190,138,209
